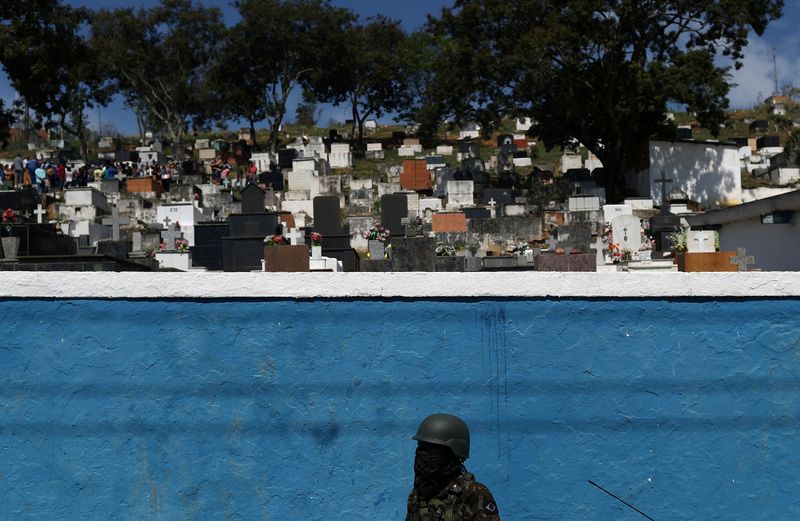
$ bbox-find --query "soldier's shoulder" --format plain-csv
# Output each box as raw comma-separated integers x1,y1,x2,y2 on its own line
463,478,496,498
461,478,500,518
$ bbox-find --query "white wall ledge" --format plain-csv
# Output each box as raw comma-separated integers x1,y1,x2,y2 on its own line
1,272,799,299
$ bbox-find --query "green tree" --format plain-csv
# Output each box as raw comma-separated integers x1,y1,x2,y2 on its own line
318,16,412,144
0,1,112,159
422,0,783,201
91,0,224,159
295,90,322,128
217,0,356,152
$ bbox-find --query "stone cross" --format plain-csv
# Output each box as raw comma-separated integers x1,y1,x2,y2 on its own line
545,235,559,252
487,198,497,218
283,226,305,246
34,204,46,224
654,171,673,214
160,223,183,250
729,247,755,272
161,216,172,228
102,206,126,241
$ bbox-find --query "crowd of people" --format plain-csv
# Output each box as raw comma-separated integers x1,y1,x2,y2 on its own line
1,154,189,193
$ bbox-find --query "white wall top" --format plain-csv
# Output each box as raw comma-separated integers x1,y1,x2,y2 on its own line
1,272,799,299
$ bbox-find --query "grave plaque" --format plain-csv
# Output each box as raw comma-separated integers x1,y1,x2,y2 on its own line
611,215,642,252
313,195,343,235
391,237,436,272
381,194,408,237
264,245,310,272
556,225,592,252
687,230,715,253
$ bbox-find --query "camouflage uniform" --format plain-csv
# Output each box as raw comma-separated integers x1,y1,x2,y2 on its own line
406,472,501,521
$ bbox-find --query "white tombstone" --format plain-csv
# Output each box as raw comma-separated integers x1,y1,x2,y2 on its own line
292,158,317,173
327,142,354,168
377,182,401,197
516,117,533,132
561,154,583,171
624,198,654,211
687,230,716,253
195,139,210,149
364,119,378,131
156,202,203,246
513,157,532,167
63,187,111,213
155,251,191,271
611,214,642,252
366,143,383,152
418,197,443,218
402,191,420,216
504,203,528,217
568,195,601,212
250,152,274,173
436,145,454,155
446,180,474,209
350,178,374,191
585,154,603,172
398,146,416,157
603,204,633,223
288,169,315,192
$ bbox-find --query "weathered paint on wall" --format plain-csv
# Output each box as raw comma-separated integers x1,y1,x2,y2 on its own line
2,298,799,520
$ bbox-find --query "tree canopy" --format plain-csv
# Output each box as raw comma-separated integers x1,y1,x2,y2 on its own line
91,0,225,158
420,0,784,199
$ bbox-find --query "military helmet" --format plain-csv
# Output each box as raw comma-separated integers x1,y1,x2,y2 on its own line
412,413,470,459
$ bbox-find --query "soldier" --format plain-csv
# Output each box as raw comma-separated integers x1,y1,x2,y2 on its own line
406,414,500,521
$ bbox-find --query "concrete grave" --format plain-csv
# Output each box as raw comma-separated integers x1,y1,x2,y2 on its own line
687,230,716,253
611,214,643,252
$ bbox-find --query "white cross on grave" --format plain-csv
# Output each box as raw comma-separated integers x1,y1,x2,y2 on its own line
102,206,127,242
283,227,305,246
487,198,497,218
160,223,183,250
34,204,46,224
545,235,559,252
729,247,755,272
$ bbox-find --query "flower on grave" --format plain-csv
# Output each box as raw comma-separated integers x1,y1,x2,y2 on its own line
175,238,189,252
310,232,322,246
600,221,613,244
621,248,633,262
264,234,288,245
639,232,654,251
606,242,624,263
668,225,688,252
363,224,391,242
435,242,457,257
2,208,17,224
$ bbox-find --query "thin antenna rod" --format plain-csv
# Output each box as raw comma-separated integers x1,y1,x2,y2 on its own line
588,480,656,521
772,47,779,96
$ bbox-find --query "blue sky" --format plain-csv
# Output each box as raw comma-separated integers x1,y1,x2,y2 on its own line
1,0,799,135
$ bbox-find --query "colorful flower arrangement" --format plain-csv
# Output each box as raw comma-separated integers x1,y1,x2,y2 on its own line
2,208,17,224
264,234,288,245
175,238,189,252
310,232,322,246
435,242,456,257
668,226,688,252
157,242,167,251
363,224,391,242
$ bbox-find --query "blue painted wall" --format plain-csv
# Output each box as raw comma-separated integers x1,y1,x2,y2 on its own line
1,298,799,520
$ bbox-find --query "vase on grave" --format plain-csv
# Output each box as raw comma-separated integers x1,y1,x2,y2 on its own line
1,236,21,259
405,227,417,238
368,240,386,259
311,245,322,259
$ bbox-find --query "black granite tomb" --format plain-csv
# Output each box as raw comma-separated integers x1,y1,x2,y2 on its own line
462,207,491,219
391,237,436,272
482,188,515,206
313,195,344,235
191,222,229,271
277,149,297,169
241,184,266,214
380,194,408,237
223,213,281,272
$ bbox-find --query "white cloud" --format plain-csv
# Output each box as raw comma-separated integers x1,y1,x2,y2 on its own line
727,35,800,109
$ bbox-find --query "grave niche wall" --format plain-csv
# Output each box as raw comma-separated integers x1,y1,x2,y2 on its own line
0,274,799,521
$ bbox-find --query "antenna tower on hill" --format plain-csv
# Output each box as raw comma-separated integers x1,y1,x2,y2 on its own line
772,47,780,96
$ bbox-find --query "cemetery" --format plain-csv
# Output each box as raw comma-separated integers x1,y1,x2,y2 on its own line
3,120,800,273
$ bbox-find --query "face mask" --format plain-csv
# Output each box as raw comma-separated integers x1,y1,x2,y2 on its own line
414,443,461,501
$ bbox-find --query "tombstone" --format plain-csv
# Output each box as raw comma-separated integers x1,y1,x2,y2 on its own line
241,184,266,214
602,204,633,223
313,195,343,235
433,168,458,198
101,206,128,242
556,224,592,253
391,237,436,272
446,180,474,209
611,215,642,252
191,222,229,271
458,142,481,159
462,207,491,219
381,193,408,236
687,230,715,253
222,213,281,272
277,149,297,169
497,134,514,147
649,214,682,252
